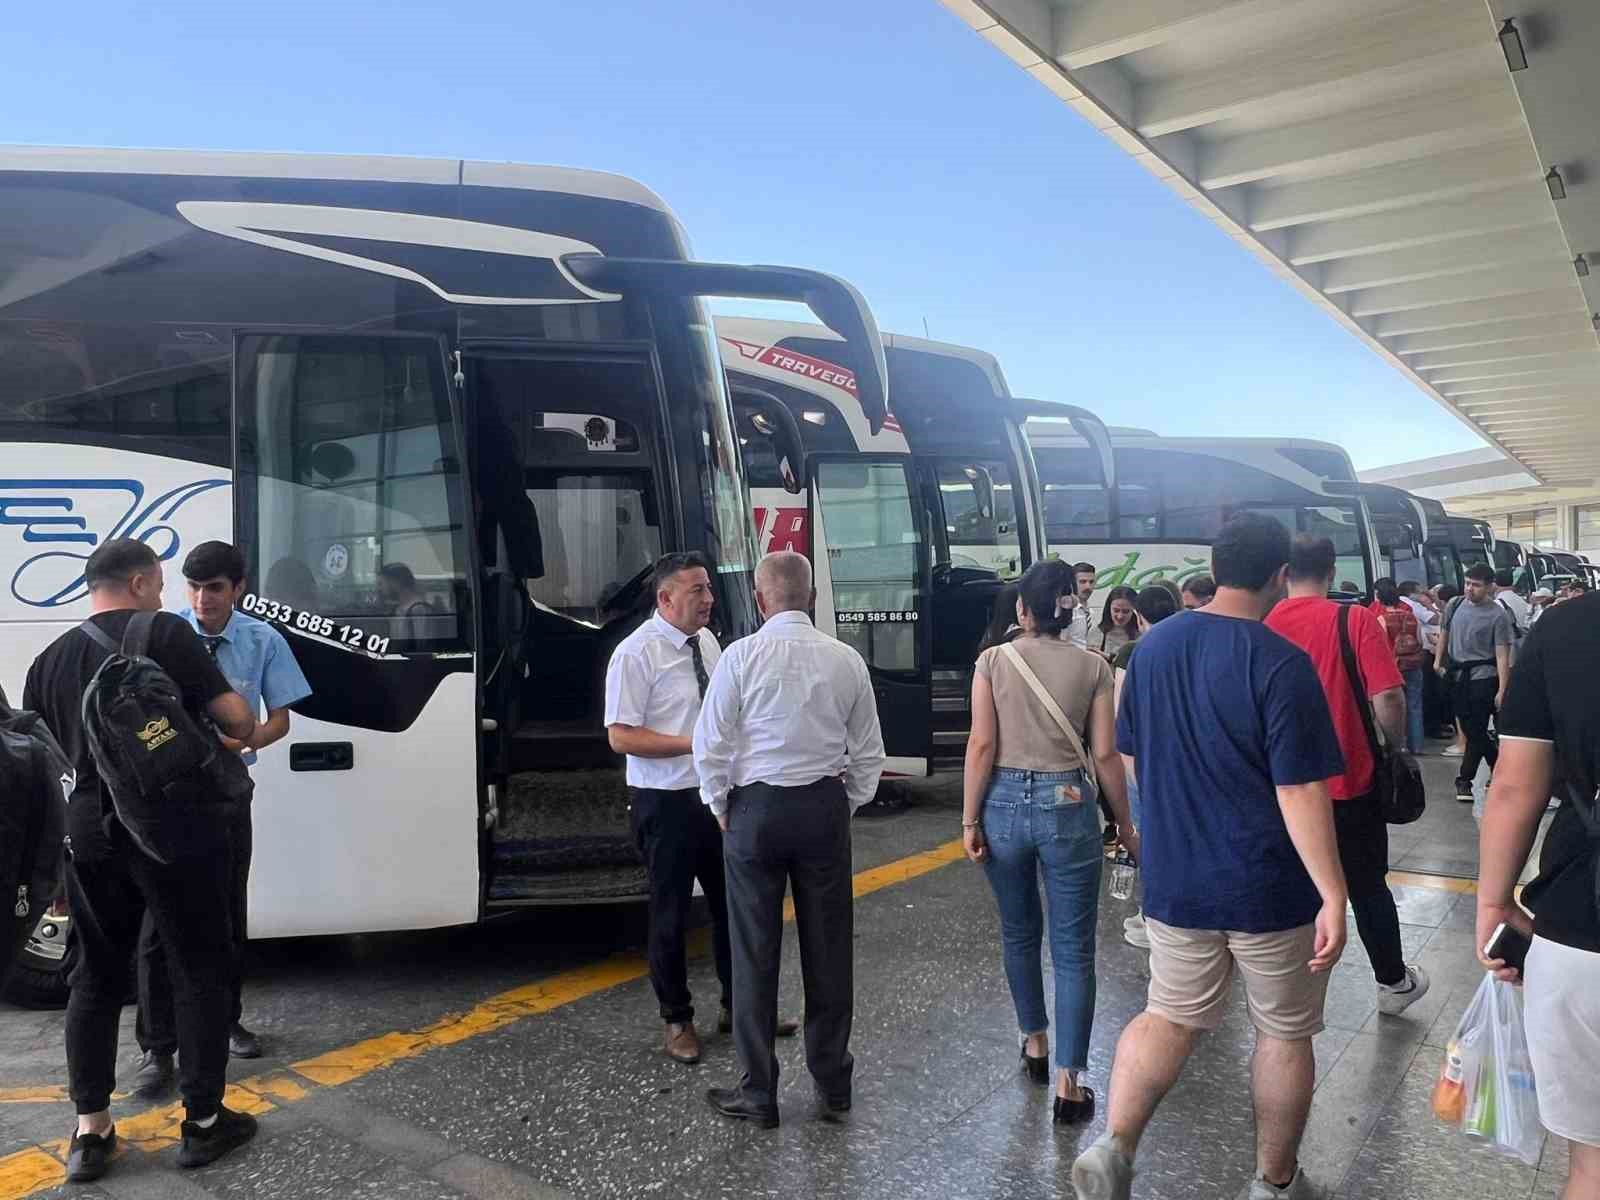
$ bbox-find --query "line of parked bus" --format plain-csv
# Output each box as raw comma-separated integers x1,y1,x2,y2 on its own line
1,145,1585,1006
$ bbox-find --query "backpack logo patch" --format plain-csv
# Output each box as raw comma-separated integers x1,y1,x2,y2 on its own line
137,717,177,752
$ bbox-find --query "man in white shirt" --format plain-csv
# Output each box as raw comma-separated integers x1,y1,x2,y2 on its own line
604,552,732,1066
694,551,885,1128
1493,570,1531,641
1066,562,1097,649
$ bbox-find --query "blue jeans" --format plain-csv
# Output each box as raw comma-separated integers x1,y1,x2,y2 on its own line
1402,666,1424,754
980,768,1103,1071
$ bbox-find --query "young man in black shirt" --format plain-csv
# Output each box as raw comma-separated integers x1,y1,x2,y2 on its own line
1478,589,1600,1194
23,539,260,1182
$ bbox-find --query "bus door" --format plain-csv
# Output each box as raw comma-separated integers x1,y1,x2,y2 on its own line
232,332,481,937
808,454,933,776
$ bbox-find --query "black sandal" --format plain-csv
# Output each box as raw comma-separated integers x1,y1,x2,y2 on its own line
1020,1044,1049,1085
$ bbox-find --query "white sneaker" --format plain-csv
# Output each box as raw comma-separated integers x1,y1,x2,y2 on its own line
1240,1167,1314,1199
1123,912,1150,949
1376,965,1431,1016
1072,1132,1134,1200
1441,745,1465,757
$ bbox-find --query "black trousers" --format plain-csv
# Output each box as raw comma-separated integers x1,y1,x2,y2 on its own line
1422,663,1453,737
723,777,853,1109
64,825,234,1120
137,805,251,1054
1332,791,1405,987
630,787,731,1024
1454,675,1500,788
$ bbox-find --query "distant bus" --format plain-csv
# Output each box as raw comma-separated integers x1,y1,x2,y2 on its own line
0,145,889,1004
717,317,1114,771
1028,433,1376,611
1364,485,1462,592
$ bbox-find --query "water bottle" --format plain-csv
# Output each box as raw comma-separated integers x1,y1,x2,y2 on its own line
1109,847,1136,901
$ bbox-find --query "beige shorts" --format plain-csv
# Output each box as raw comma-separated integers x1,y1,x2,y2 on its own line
1145,917,1329,1041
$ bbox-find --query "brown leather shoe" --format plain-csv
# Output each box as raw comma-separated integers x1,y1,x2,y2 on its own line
665,1022,702,1064
717,1006,799,1038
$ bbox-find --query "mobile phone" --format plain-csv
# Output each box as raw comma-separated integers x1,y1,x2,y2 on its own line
1483,922,1531,974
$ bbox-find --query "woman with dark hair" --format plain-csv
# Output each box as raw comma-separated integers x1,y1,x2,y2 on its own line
961,559,1133,1125
978,582,1023,653
1096,585,1138,658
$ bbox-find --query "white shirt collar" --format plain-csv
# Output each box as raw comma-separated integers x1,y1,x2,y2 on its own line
650,611,699,649
761,610,812,631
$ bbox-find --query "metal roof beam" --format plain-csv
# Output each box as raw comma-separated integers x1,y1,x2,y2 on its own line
1351,264,1576,318
1441,373,1596,397
1197,83,1526,190
1322,230,1566,294
1135,4,1488,138
1249,142,1539,232
1289,188,1553,265
1388,315,1596,355
1051,0,1285,70
1372,290,1582,337
1409,335,1600,371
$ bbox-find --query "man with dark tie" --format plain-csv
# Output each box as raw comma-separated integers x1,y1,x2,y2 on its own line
606,552,781,1064
694,551,885,1128
132,541,311,1097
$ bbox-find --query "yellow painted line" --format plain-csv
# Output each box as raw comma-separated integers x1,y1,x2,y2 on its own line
0,837,966,1200
1387,870,1477,895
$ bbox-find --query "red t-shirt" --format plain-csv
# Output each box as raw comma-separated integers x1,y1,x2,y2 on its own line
1266,597,1405,801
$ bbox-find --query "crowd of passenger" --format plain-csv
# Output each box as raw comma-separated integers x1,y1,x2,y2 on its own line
966,525,1597,1200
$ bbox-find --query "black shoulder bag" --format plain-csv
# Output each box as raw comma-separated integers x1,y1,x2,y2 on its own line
1337,605,1427,825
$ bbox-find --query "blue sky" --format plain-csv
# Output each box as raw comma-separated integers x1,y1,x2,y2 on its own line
6,0,1483,469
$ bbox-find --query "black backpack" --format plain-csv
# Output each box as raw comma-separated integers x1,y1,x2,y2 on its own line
1,687,73,970
80,612,251,864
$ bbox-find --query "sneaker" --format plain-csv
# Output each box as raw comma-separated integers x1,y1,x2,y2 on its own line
1377,965,1431,1016
229,1023,263,1059
1123,913,1150,949
1071,1132,1134,1200
66,1128,116,1182
177,1106,258,1169
1442,745,1465,757
131,1048,176,1099
1240,1166,1314,1199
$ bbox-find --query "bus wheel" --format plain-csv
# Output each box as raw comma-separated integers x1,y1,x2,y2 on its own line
2,909,71,1010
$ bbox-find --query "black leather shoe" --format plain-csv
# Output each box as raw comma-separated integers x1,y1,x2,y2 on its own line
817,1092,851,1123
67,1128,116,1182
706,1086,778,1128
1020,1045,1049,1085
229,1023,263,1059
1053,1088,1096,1126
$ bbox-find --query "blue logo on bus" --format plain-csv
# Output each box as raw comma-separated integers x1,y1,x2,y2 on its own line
0,478,229,608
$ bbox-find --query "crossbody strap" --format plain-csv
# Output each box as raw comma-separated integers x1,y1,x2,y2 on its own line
998,642,1098,791
77,619,118,654
1336,605,1383,761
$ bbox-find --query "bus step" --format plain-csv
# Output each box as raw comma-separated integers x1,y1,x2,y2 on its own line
487,862,648,905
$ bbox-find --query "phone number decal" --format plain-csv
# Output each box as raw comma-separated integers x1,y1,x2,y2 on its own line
241,593,392,656
836,610,919,623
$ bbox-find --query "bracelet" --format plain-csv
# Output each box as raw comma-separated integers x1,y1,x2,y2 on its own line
961,819,980,829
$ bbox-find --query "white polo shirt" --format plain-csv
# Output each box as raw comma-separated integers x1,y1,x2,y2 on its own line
603,612,721,791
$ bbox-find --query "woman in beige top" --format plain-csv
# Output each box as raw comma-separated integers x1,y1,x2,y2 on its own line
962,559,1135,1126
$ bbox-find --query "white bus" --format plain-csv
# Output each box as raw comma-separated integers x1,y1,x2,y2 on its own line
0,145,890,1004
1027,432,1377,612
716,317,1115,773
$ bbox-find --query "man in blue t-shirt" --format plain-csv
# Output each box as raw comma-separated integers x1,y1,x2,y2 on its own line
1073,513,1350,1200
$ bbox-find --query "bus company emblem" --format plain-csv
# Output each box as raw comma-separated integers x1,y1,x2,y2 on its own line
175,201,621,308
721,338,901,433
0,477,229,609
137,717,177,751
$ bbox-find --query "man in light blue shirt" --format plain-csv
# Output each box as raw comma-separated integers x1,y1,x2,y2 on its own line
132,542,311,1097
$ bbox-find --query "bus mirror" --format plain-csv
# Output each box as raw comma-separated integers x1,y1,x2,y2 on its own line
1014,399,1116,492
731,384,806,496
562,255,890,435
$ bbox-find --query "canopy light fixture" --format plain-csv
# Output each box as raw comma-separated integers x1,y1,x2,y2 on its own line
1577,254,1591,278
1499,18,1529,72
1547,166,1567,200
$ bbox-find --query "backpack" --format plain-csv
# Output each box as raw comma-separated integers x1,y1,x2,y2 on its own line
1380,604,1422,667
79,612,251,864
0,687,73,970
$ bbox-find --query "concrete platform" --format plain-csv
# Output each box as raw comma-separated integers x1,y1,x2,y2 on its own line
0,760,1572,1199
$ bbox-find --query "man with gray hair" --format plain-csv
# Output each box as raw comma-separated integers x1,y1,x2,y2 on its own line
693,551,885,1128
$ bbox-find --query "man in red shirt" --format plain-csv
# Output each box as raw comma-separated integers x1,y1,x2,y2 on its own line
1267,535,1430,1016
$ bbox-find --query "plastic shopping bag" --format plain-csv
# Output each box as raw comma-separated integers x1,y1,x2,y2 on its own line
1433,974,1542,1165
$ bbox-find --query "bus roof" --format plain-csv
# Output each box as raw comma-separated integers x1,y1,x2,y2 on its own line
714,316,1009,398
0,144,675,216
